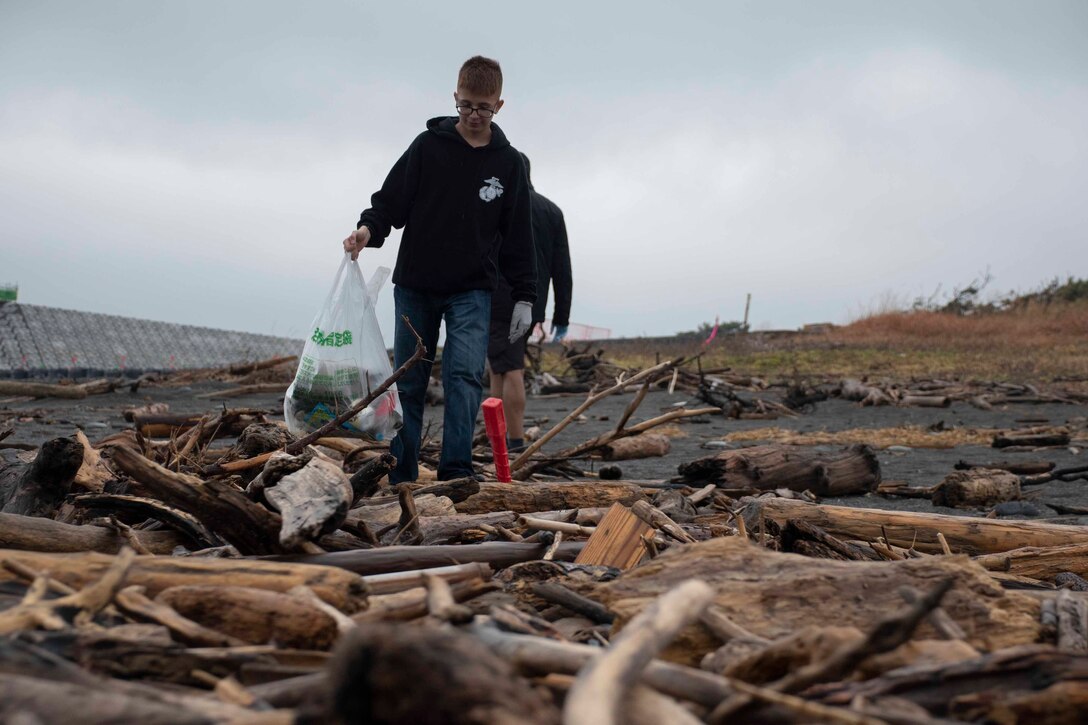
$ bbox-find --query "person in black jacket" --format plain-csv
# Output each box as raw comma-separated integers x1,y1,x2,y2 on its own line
488,152,573,451
343,56,536,483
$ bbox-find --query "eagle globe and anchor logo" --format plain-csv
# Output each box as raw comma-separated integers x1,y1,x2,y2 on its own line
479,177,504,202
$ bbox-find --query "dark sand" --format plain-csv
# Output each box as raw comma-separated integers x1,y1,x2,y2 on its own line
3,382,1086,524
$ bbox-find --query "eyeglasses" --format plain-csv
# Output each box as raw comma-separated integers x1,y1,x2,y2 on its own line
456,103,496,119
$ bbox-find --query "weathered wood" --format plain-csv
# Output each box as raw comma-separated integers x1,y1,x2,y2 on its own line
993,430,1071,448
584,537,1040,666
417,511,519,545
72,430,112,492
470,622,736,708
631,500,697,543
0,549,369,612
362,562,493,595
270,541,584,575
601,433,671,461
71,494,225,550
815,644,1088,716
1055,589,1088,654
458,481,648,515
839,379,891,406
347,452,396,500
575,503,654,569
325,624,560,724
565,580,714,725
744,498,1088,556
357,476,480,506
108,444,286,555
115,585,246,647
955,459,1055,475
346,494,455,531
195,383,288,399
156,585,340,650
228,355,298,376
0,673,213,724
676,444,880,496
0,381,90,400
532,581,614,624
932,468,1021,508
0,512,182,554
0,437,84,517
256,455,353,549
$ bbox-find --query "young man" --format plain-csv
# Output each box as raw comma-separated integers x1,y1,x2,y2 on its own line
343,56,536,483
488,152,573,451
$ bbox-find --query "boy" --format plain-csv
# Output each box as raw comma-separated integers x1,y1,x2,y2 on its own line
343,56,536,483
488,152,573,452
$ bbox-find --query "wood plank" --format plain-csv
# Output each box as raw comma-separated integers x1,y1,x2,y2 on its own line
575,503,653,569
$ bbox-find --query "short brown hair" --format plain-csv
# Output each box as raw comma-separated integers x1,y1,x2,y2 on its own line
458,56,502,97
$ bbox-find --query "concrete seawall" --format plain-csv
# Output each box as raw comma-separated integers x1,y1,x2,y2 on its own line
0,302,301,378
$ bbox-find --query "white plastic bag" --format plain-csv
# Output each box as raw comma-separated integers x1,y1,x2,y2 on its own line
284,255,402,440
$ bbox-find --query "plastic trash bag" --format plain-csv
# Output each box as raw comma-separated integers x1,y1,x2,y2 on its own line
284,255,402,440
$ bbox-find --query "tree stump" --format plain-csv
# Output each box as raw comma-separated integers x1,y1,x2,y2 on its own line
0,437,84,517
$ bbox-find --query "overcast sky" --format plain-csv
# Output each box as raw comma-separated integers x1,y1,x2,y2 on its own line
2,1,1086,341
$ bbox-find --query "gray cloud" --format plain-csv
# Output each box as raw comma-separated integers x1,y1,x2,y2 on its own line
2,1,1086,340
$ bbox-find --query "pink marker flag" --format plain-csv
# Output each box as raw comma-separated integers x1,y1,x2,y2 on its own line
703,315,720,346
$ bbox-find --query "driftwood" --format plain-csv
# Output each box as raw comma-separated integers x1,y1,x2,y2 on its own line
271,541,584,576
992,430,1071,449
109,444,286,555
0,512,182,554
156,585,340,650
473,621,736,708
583,537,1040,666
253,454,353,549
974,542,1088,580
932,468,1021,508
564,580,714,725
601,433,671,461
0,436,84,517
0,673,217,724
677,444,880,496
814,644,1088,720
743,498,1088,555
0,549,369,611
457,481,647,515
348,452,397,500
325,624,559,724
0,380,105,400
839,379,891,406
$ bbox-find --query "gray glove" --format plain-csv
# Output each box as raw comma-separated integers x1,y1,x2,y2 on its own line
509,300,533,343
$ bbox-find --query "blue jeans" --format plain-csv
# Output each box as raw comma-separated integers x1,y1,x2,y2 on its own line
390,285,491,483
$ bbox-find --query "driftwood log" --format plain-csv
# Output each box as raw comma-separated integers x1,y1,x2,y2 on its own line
677,444,880,496
601,433,671,461
155,585,340,650
325,624,560,724
582,537,1039,666
0,512,183,554
932,469,1021,508
109,445,286,555
457,481,647,515
743,498,1088,555
0,549,369,611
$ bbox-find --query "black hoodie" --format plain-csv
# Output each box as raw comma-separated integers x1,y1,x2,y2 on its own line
357,117,537,303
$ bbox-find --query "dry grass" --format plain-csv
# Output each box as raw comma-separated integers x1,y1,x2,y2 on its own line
832,302,1088,350
722,425,998,449
551,301,1088,383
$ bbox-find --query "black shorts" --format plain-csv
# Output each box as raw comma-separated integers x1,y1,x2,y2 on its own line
487,319,530,374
